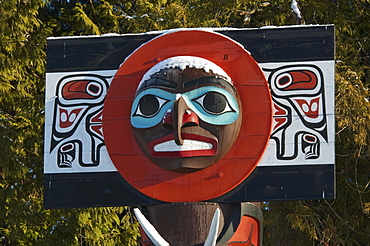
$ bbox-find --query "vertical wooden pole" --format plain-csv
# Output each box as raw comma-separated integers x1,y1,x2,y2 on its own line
138,202,263,246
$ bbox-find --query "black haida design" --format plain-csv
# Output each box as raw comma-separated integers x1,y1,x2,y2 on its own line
265,65,328,160
50,74,109,168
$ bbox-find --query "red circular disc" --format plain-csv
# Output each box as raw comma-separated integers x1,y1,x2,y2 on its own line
103,30,272,202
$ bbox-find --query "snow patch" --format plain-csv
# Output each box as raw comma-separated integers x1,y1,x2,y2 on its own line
138,56,232,90
291,0,302,18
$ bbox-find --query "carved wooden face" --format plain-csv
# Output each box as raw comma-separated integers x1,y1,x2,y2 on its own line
130,58,242,172
104,31,272,202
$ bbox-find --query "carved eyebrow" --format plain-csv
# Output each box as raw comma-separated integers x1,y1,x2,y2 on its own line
184,76,236,93
136,78,177,92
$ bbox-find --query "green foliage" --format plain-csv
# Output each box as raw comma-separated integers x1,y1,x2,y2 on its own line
0,1,140,245
1,0,370,245
1,1,52,245
40,207,140,246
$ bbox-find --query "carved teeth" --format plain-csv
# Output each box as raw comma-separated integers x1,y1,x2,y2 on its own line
154,140,212,152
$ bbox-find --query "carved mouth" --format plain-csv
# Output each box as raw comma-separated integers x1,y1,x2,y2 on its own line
148,133,218,158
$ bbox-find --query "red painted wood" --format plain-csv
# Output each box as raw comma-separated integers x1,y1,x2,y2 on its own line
103,30,272,202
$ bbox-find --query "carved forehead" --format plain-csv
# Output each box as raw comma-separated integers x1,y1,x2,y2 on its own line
137,56,232,91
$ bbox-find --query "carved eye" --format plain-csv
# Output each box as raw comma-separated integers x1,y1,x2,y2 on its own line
276,73,293,89
134,94,168,117
86,82,102,96
194,92,234,115
278,75,291,86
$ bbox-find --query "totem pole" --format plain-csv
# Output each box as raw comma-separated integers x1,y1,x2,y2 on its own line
44,26,335,246
102,30,271,245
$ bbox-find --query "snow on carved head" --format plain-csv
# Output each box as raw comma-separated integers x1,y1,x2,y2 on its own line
139,56,232,89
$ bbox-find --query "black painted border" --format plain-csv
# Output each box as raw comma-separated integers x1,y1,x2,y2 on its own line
46,25,334,72
44,164,334,208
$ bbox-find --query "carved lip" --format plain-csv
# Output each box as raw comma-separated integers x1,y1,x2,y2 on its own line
148,133,218,158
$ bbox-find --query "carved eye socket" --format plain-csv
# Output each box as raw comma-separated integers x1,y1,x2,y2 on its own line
134,94,168,117
276,73,293,89
194,91,234,115
86,82,102,96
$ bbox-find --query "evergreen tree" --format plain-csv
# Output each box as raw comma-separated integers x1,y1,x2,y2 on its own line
0,0,52,244
1,1,139,245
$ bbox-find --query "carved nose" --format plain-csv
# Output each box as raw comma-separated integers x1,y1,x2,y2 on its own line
162,95,199,145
